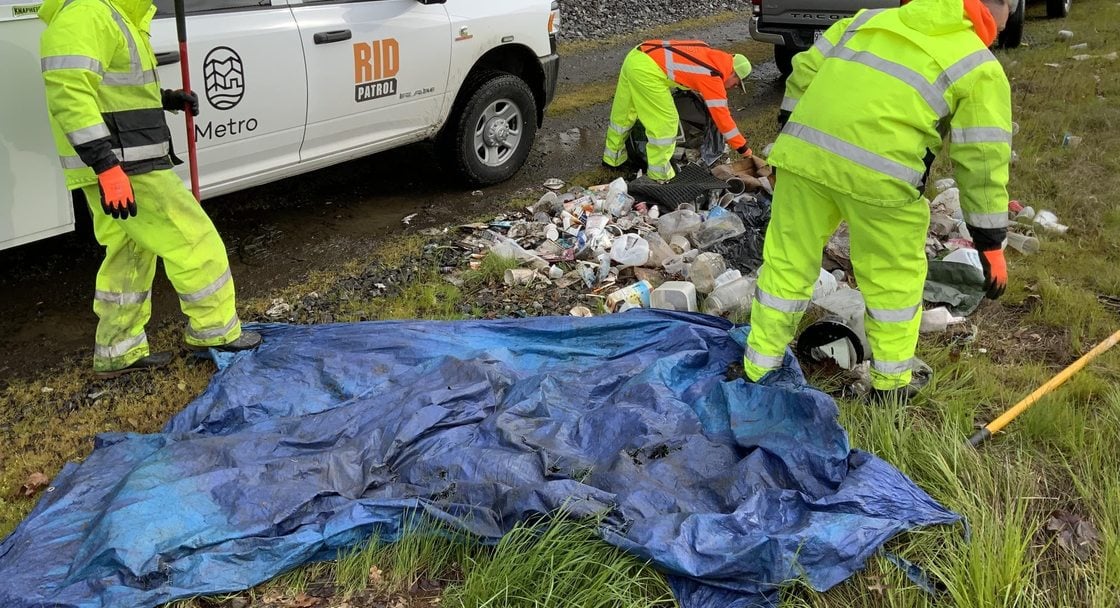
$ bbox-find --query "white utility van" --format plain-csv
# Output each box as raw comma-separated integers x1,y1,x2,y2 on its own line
0,0,560,249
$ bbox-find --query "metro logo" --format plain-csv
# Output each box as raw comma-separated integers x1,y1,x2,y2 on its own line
353,39,399,103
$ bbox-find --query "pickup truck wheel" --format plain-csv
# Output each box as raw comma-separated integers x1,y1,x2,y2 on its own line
997,0,1025,48
441,71,538,186
774,45,796,78
1046,0,1071,18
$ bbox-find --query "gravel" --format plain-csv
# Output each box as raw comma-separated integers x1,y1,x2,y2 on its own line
560,0,752,41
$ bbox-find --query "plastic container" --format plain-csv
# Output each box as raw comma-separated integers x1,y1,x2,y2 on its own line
1006,231,1040,254
692,207,746,249
657,208,703,240
702,276,756,316
663,249,699,276
933,178,956,192
651,281,699,312
943,247,983,272
643,232,676,268
714,268,742,288
606,177,634,217
606,280,653,312
812,268,838,301
690,252,727,294
920,307,966,333
931,187,962,216
669,234,692,254
610,233,650,266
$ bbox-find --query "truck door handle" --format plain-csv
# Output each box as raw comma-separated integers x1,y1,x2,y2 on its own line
155,51,181,66
313,30,352,44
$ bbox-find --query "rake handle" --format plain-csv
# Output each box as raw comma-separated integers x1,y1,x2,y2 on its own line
968,329,1120,447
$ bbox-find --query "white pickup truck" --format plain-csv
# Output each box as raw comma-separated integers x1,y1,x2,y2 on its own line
0,0,560,250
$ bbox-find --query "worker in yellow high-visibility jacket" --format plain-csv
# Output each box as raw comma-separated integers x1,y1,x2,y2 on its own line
744,0,1013,402
38,0,261,378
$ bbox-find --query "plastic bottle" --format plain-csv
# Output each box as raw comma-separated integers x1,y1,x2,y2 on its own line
1034,210,1069,234
610,233,650,266
651,281,699,312
643,232,676,268
606,177,634,217
702,276,757,316
491,237,548,270
692,208,746,249
690,252,727,294
597,252,611,283
657,208,703,240
1006,232,1040,254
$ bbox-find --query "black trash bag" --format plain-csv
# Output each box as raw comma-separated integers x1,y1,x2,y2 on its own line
708,193,772,274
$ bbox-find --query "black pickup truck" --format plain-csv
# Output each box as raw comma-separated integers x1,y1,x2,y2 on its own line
748,0,1070,77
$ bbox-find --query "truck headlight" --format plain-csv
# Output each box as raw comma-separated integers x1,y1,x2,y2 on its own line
549,1,561,36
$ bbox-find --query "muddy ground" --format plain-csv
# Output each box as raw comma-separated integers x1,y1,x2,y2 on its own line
0,17,779,379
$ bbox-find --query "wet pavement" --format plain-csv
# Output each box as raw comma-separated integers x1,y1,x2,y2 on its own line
0,19,781,378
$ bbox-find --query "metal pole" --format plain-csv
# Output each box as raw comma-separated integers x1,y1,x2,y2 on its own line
967,329,1120,447
173,0,200,202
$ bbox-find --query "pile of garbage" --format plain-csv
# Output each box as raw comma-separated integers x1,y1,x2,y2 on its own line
457,157,776,319
451,149,1066,381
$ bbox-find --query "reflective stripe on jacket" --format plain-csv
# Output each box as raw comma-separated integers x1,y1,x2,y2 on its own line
770,0,1011,242
39,0,172,189
638,40,747,152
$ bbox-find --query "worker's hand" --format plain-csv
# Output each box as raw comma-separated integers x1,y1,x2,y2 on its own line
97,165,137,220
162,89,199,116
736,144,752,158
978,248,1007,299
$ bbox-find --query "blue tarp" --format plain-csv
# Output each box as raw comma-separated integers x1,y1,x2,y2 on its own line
0,311,958,607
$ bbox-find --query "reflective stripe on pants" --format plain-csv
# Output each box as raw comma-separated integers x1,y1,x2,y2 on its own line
604,49,678,181
744,170,928,390
81,169,241,371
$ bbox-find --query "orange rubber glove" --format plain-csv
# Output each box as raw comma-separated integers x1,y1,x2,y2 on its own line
97,165,136,220
978,248,1007,299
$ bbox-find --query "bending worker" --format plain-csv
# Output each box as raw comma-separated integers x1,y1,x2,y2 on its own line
744,0,1012,402
38,0,262,378
603,40,753,181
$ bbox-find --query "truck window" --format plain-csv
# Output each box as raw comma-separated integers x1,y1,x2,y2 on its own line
154,0,273,17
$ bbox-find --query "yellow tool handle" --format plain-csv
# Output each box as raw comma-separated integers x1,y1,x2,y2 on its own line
968,329,1120,447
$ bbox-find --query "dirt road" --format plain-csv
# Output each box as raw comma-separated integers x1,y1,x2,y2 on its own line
0,18,780,378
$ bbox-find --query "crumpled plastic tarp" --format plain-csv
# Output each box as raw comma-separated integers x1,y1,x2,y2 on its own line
924,260,988,316
0,311,958,608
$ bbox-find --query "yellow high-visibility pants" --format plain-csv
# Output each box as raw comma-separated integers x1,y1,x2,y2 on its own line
603,48,678,181
743,170,929,390
81,169,241,372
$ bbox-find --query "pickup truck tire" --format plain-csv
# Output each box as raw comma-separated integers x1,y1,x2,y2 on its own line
1046,0,1071,18
997,0,1025,48
774,45,796,78
440,71,538,186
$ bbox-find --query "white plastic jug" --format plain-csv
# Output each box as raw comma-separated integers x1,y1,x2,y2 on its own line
702,276,756,316
610,233,650,267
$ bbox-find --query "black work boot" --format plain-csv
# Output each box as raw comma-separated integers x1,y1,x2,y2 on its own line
864,358,932,406
188,330,263,353
95,351,173,380
212,330,262,352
